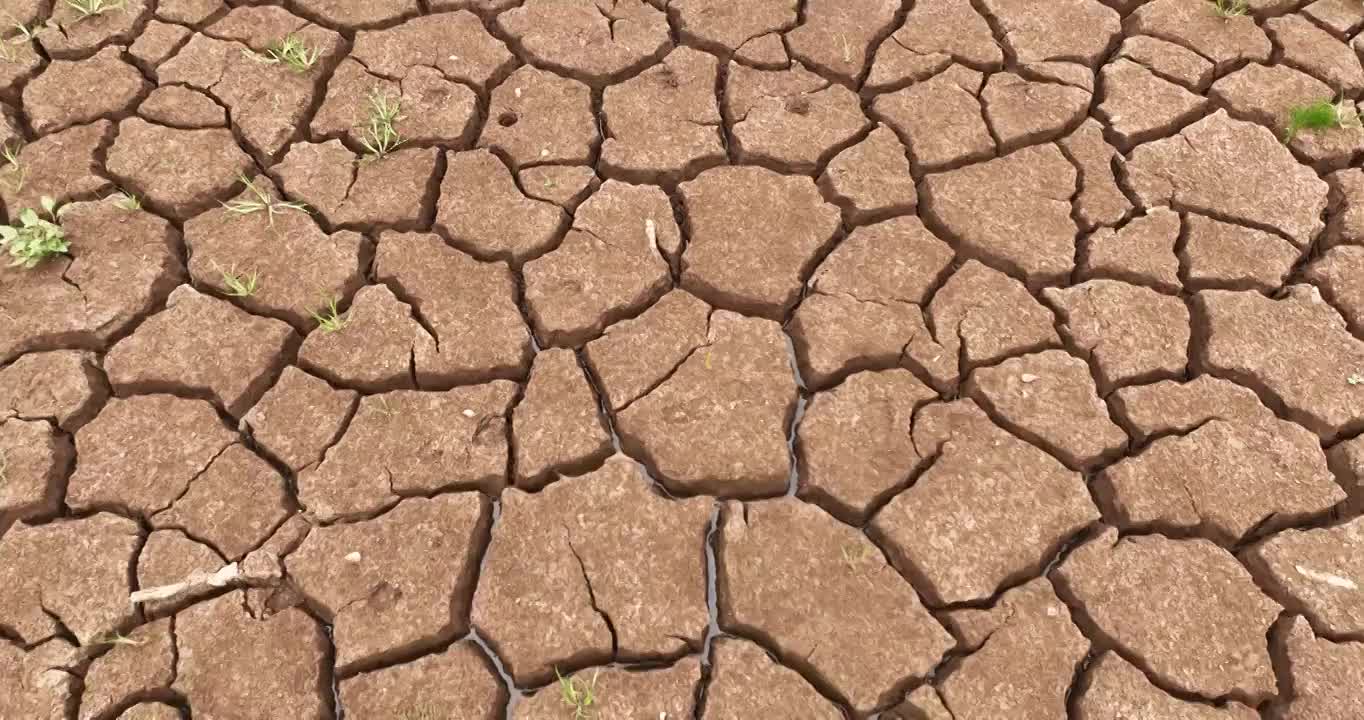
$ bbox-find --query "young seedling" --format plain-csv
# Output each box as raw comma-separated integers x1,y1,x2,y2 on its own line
220,267,261,298
1284,99,1361,142
1209,0,1249,17
0,196,68,269
358,89,404,159
113,190,141,211
245,33,321,74
311,296,347,333
0,449,8,486
1,141,25,192
92,631,146,647
63,0,127,19
557,668,599,720
221,174,309,225
0,19,36,62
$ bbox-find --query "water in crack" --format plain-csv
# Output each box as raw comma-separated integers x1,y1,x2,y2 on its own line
468,627,523,720
785,394,809,497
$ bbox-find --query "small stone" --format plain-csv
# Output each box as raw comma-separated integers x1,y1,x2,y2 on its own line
872,400,1099,605
68,395,235,517
473,459,711,685
243,367,357,472
174,592,328,719
1275,616,1364,717
922,144,1077,287
817,124,918,224
720,497,953,713
104,285,296,417
339,642,506,717
287,494,489,674
435,149,570,264
1242,517,1364,638
1079,209,1181,293
797,369,938,524
1076,652,1259,720
967,350,1128,470
702,638,843,719
679,166,840,319
616,312,798,497
297,384,514,521
1054,528,1281,701
0,514,140,645
513,348,612,489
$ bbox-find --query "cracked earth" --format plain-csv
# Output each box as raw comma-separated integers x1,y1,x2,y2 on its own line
2,0,1364,718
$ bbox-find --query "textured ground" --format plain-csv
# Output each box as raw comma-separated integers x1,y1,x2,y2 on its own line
2,0,1364,718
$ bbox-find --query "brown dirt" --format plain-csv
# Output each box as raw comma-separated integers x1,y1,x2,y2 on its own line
2,4,1362,717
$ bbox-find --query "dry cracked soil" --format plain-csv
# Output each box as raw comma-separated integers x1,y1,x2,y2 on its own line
2,0,1364,718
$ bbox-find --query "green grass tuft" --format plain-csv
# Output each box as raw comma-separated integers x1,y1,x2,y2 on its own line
221,174,309,225
0,196,68,269
311,296,347,333
63,0,126,18
1208,0,1249,17
113,190,141,211
220,267,261,298
557,668,599,720
245,33,321,74
1284,99,1360,142
358,89,404,159
1,141,24,192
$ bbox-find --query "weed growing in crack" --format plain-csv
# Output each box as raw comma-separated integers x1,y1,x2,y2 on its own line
1,141,25,192
220,267,261,298
221,174,309,225
1284,99,1361,143
1208,0,1249,17
1,196,68,269
557,668,599,720
63,0,126,19
311,295,347,333
245,33,321,74
92,631,146,647
358,89,404,159
113,190,141,211
0,18,36,62
0,449,7,486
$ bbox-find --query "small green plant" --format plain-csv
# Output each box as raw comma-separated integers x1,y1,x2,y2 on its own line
63,0,126,19
358,89,404,159
245,33,321,73
1209,0,1249,17
311,296,347,333
220,267,261,298
0,196,68,269
221,174,309,225
1284,99,1361,142
1,141,25,192
113,190,141,211
0,18,36,62
557,668,599,720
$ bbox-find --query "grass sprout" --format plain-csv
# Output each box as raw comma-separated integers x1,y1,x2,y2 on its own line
113,190,141,211
311,296,347,333
92,631,146,647
1,196,68,269
0,17,36,61
63,0,126,19
1,141,24,192
1209,0,1249,17
358,89,404,159
1284,99,1360,142
557,668,599,720
245,33,321,73
221,174,309,225
220,267,261,298
0,449,7,485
